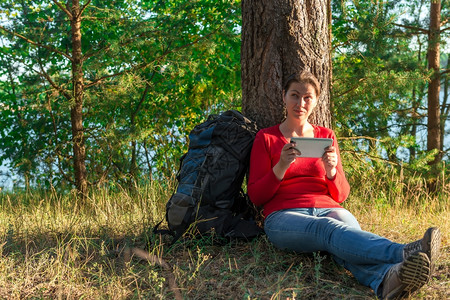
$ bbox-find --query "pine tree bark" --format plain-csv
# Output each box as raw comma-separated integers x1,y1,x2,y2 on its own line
241,0,332,129
427,0,441,163
70,0,88,195
441,56,449,153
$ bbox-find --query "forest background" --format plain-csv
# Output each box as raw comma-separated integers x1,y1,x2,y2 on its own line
0,0,448,192
0,0,449,299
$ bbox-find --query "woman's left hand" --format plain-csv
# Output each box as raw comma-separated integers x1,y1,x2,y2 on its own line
322,146,337,179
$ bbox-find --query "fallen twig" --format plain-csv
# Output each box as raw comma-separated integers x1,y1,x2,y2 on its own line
123,247,182,300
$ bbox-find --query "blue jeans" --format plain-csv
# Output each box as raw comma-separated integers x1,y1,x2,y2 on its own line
264,208,405,297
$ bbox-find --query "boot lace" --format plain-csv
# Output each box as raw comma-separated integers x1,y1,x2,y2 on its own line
403,239,422,260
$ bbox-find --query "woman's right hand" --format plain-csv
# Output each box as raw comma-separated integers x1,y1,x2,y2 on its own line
273,142,300,180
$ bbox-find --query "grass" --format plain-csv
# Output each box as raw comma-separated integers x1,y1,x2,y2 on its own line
0,167,449,299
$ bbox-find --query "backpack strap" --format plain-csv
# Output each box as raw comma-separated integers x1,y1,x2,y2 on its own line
154,206,196,246
152,220,174,236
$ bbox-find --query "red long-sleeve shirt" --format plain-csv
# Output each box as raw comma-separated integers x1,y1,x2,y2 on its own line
248,124,350,218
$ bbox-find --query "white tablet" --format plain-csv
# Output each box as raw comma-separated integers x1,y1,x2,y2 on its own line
290,137,333,158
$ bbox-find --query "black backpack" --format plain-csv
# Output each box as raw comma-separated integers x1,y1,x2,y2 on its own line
162,110,263,243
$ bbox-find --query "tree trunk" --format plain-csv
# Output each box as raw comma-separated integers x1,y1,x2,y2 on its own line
241,0,332,129
440,56,449,153
427,0,441,163
409,88,418,162
409,32,426,162
70,0,88,195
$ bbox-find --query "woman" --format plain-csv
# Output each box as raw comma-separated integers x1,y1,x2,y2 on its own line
247,71,441,299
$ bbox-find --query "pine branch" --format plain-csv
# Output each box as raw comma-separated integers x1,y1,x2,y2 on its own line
0,25,73,61
131,72,158,122
39,63,75,185
84,33,212,88
79,0,92,18
51,0,73,19
37,60,72,101
333,78,367,98
391,23,429,34
340,149,401,167
338,136,379,142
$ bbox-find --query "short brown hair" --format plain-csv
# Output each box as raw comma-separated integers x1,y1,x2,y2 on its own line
283,71,321,98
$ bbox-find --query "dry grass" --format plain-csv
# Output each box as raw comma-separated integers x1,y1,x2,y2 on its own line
0,167,448,299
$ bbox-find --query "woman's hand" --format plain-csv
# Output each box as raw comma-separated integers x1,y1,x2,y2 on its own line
273,142,300,180
322,146,337,179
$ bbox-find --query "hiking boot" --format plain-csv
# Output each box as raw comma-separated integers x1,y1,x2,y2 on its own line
381,252,431,300
403,227,441,273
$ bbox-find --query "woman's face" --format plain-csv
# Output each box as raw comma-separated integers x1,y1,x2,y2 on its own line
283,82,317,121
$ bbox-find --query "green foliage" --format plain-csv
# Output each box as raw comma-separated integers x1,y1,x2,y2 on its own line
340,141,450,204
0,0,242,190
1,0,449,190
331,0,450,166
